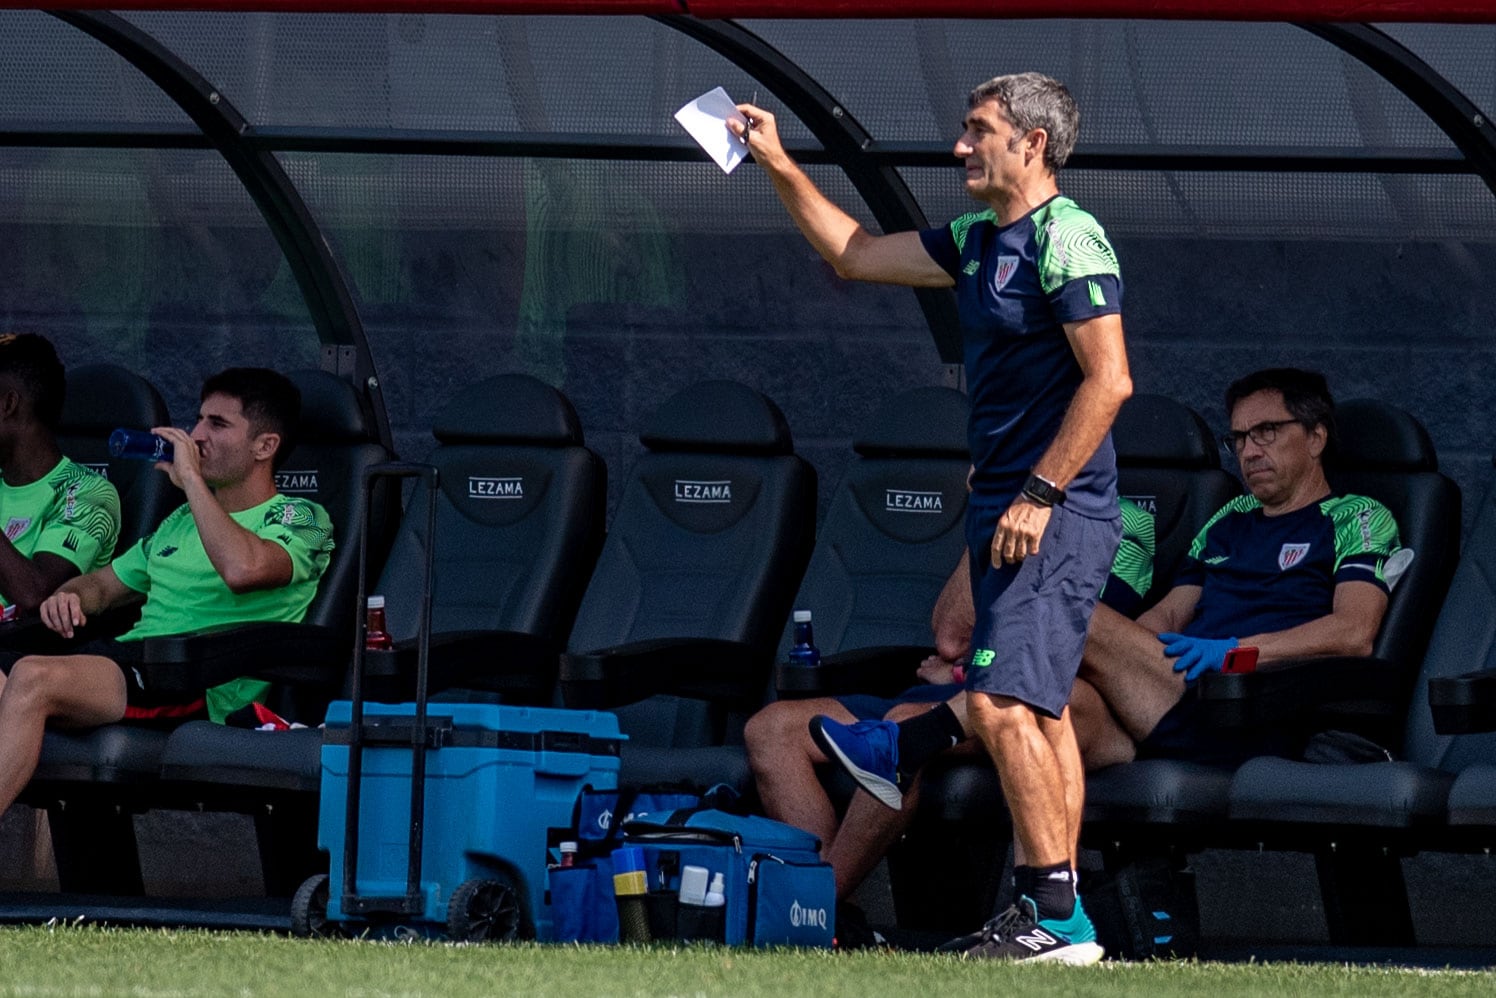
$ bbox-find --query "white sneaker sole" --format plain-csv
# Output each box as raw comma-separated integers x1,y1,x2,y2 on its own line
813,723,904,810
1027,942,1105,966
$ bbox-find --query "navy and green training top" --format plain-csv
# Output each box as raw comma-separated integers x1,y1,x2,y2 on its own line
1101,495,1156,619
919,194,1124,520
1175,493,1402,640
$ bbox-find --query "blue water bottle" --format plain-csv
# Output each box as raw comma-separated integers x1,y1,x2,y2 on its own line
108,428,173,462
788,609,820,669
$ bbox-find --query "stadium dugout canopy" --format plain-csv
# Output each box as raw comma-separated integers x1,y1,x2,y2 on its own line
2,0,1495,512
0,1,1492,19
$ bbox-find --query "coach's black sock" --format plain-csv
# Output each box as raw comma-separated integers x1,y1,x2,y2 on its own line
1022,861,1077,922
894,702,964,775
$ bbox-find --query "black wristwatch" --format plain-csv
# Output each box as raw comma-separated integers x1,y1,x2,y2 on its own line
1021,473,1066,508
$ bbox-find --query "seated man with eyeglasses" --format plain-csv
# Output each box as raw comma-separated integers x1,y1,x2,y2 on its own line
815,367,1407,811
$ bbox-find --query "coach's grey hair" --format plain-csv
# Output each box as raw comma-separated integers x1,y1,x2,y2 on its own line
968,72,1079,173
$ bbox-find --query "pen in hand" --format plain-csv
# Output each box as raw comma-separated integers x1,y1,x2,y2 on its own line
741,89,757,148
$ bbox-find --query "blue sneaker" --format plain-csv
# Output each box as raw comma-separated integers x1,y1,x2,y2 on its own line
809,715,904,809
959,896,1104,965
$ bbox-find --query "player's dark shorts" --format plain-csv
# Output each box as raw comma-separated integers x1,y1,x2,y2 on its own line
836,682,961,721
963,501,1121,719
1138,694,1294,766
0,638,206,722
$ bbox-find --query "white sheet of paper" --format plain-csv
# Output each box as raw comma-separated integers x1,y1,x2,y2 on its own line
674,86,751,174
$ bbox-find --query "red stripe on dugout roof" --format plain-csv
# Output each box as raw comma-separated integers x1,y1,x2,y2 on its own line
0,0,1492,21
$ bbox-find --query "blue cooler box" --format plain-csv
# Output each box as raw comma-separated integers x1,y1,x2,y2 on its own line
318,701,623,940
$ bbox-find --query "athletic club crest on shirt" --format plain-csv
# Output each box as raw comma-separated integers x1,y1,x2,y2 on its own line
3,517,30,541
992,255,1020,294
1279,542,1311,570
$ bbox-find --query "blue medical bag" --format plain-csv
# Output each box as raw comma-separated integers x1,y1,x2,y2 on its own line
621,809,835,948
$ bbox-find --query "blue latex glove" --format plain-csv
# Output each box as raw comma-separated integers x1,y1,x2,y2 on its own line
1159,633,1238,682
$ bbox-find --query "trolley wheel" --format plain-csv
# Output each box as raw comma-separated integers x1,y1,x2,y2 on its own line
290,873,340,938
447,875,527,942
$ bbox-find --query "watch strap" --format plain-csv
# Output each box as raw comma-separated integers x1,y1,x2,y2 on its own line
1021,473,1066,507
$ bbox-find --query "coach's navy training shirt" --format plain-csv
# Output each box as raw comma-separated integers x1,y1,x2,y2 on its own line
1175,493,1402,640
920,195,1123,520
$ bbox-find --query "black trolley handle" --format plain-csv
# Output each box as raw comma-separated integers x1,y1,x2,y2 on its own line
343,461,440,915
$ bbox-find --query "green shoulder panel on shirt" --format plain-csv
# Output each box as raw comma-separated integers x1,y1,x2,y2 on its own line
1187,493,1262,561
1320,494,1401,579
259,496,335,581
42,459,121,571
949,210,996,255
1033,197,1121,295
1111,496,1156,599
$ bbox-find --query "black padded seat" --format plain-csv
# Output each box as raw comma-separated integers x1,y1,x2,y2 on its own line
647,386,971,798
1416,473,1496,830
1448,765,1496,826
1113,393,1241,607
158,724,322,795
1084,759,1234,826
1325,399,1462,672
559,380,815,783
775,385,970,690
32,727,172,786
56,363,174,554
618,744,752,795
1229,756,1453,828
273,368,400,640
375,372,606,680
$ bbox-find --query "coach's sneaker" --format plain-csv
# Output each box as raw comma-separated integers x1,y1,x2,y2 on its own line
961,896,1104,965
808,715,904,809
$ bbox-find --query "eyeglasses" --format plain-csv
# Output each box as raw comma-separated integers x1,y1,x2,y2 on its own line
1219,419,1303,452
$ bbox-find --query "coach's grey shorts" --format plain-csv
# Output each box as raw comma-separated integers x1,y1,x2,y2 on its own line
964,502,1121,719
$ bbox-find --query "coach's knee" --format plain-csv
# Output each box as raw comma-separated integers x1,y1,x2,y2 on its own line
969,691,1039,737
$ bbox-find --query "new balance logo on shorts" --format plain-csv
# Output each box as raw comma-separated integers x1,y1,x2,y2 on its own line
971,649,995,667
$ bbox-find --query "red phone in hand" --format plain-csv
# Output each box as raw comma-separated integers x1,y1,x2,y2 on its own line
1222,646,1260,674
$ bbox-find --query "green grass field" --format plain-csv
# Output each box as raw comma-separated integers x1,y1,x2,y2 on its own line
1,926,1494,997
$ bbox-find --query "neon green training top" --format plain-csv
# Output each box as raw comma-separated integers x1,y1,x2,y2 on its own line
0,457,120,618
111,493,335,722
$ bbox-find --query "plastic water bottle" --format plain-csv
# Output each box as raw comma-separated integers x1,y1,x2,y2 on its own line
108,428,173,462
788,609,820,668
364,595,393,651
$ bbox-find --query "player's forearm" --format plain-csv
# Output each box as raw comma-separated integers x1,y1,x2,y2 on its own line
56,569,121,617
0,538,58,611
183,479,289,593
